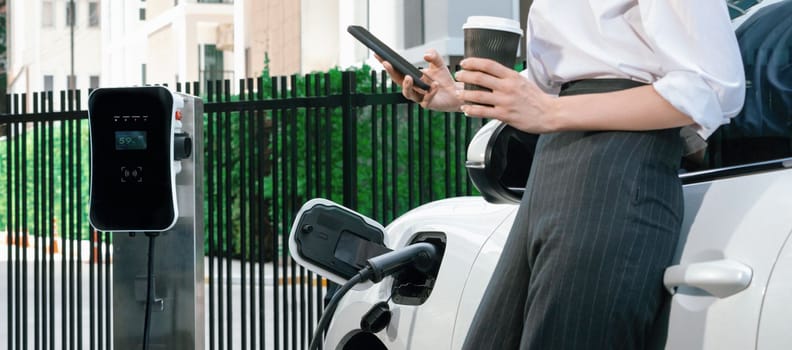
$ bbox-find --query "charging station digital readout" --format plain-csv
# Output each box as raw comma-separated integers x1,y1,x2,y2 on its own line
88,87,178,232
115,131,148,150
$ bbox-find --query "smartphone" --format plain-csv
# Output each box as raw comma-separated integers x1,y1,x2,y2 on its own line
347,25,431,90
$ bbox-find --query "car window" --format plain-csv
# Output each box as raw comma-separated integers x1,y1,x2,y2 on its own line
727,0,762,19
691,0,792,171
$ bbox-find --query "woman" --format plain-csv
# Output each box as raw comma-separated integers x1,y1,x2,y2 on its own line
379,0,744,348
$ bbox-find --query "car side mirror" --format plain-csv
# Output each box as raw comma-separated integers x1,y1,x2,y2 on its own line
466,120,539,204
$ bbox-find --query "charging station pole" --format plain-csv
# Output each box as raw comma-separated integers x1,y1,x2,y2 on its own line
109,92,204,350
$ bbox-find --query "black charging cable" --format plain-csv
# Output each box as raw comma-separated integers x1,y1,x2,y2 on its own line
142,232,159,350
308,242,438,350
309,266,374,350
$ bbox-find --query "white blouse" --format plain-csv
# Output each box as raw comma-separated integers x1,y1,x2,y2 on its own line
520,0,746,139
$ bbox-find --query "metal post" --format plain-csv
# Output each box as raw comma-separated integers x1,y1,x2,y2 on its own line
112,93,205,350
341,71,357,209
69,0,74,89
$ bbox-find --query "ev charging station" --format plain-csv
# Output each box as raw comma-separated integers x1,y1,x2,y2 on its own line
88,86,204,350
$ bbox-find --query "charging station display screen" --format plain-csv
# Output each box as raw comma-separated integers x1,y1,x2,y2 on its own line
115,131,147,150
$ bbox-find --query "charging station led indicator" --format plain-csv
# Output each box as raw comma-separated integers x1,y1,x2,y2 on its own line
115,131,148,150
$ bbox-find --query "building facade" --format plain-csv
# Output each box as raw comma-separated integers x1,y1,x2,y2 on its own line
7,0,102,99
303,0,528,72
393,0,527,67
6,0,528,101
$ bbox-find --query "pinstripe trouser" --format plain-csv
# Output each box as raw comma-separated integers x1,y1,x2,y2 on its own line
462,82,684,349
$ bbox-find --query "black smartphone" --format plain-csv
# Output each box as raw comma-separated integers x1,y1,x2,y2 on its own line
347,25,431,90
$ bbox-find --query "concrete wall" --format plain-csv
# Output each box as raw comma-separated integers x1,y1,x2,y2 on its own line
366,0,404,68
101,0,147,87
251,0,301,77
148,0,174,20
401,0,519,66
147,24,178,86
144,3,233,87
301,0,339,74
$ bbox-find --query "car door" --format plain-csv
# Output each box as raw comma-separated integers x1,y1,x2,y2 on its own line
663,2,792,348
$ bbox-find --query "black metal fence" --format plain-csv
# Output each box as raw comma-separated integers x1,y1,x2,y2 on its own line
0,70,484,349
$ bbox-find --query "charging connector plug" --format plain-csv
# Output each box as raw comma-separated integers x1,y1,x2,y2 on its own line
366,242,438,283
309,242,440,350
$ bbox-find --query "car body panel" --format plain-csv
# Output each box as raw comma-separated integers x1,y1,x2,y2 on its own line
324,198,517,349
325,166,792,350
757,225,792,349
666,167,792,349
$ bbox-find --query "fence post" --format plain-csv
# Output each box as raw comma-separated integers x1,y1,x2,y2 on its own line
0,71,6,115
341,70,358,209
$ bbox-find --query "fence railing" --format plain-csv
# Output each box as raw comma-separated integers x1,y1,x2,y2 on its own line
0,69,484,350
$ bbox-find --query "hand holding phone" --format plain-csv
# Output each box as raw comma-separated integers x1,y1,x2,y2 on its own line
347,25,431,90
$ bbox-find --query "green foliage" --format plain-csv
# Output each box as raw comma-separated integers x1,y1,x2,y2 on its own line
256,61,477,225
204,59,477,258
1,61,479,260
0,120,91,239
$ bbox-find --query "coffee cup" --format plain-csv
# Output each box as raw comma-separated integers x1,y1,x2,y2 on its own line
462,16,523,94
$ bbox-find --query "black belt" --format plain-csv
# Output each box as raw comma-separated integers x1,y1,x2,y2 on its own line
559,79,647,96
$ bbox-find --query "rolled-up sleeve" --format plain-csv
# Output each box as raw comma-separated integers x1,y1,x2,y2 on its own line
639,0,746,139
520,21,562,95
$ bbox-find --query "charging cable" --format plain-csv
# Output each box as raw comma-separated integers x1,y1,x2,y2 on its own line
308,242,438,350
142,232,159,350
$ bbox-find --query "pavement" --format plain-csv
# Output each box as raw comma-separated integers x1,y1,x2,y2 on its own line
1,232,322,349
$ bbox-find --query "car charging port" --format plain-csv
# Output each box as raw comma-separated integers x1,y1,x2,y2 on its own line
391,232,447,305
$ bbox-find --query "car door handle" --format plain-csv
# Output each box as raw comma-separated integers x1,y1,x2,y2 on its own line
663,259,753,298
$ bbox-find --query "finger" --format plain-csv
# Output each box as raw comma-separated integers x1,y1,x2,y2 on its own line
421,81,441,107
412,79,430,94
402,76,424,102
456,88,498,107
460,104,499,119
459,57,514,79
423,49,447,69
455,70,501,92
382,61,406,85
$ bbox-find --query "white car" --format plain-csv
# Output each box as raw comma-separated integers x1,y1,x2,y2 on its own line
294,2,792,349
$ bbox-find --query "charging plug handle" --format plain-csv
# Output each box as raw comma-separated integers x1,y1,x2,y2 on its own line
308,242,438,349
366,242,437,283
174,132,192,161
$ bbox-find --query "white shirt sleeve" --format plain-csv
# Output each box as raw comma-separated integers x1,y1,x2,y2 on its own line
638,0,746,139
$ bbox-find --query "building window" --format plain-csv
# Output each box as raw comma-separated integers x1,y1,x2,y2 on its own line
66,1,76,27
90,76,100,90
139,8,146,20
44,75,54,92
67,75,76,90
200,44,226,83
42,1,54,28
89,2,100,27
404,0,425,48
